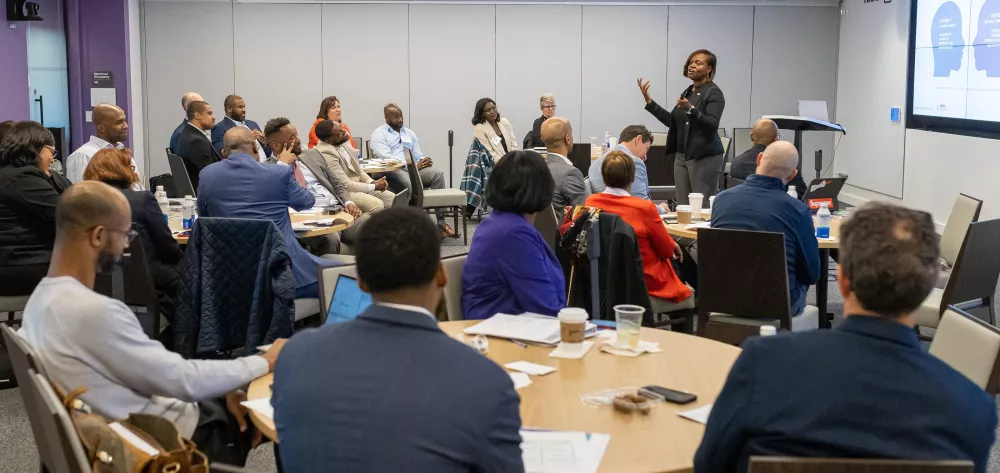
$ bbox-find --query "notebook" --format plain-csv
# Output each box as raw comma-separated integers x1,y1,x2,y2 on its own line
326,274,373,325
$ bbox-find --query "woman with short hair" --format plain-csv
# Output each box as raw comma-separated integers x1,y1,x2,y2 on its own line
462,150,565,320
525,93,556,149
585,151,693,312
85,148,182,319
0,121,72,296
472,98,518,161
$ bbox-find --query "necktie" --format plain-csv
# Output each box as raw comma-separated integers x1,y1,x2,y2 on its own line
292,162,308,188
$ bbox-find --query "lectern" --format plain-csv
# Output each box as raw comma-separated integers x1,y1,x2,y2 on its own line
763,115,846,179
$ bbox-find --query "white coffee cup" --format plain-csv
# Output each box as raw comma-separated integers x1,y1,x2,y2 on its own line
689,193,704,219
558,308,588,345
709,195,716,211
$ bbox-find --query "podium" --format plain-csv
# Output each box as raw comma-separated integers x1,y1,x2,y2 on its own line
762,115,846,179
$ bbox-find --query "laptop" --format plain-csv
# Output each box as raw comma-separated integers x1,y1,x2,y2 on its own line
801,177,847,212
325,274,373,325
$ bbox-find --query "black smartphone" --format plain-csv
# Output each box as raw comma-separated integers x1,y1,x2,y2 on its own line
640,385,697,404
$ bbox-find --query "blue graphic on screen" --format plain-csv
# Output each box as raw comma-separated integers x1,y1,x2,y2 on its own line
326,275,373,325
932,1,965,76
974,0,1000,76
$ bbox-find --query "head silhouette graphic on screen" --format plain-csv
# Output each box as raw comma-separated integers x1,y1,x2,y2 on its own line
932,1,965,76
974,0,1000,76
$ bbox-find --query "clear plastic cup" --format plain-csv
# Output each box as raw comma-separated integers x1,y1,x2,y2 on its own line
614,305,644,349
689,193,704,219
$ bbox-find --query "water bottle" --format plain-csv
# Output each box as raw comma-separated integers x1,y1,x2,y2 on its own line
590,137,600,159
155,186,169,224
816,202,831,239
602,131,611,154
182,195,195,230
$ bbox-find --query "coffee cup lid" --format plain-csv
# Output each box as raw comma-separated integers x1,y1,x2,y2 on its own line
688,193,704,198
676,205,692,211
558,308,588,322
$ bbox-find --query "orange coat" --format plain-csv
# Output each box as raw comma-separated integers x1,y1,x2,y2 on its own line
584,193,692,302
307,119,354,149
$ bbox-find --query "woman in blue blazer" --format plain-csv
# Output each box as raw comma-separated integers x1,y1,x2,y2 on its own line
462,150,566,320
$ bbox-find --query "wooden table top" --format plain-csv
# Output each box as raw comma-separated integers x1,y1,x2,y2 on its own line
246,320,742,472
361,161,404,174
173,211,352,244
664,213,841,249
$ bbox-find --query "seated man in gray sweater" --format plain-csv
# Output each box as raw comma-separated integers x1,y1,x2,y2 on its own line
18,181,286,465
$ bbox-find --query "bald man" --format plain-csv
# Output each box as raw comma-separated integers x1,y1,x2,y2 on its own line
210,94,270,159
541,117,587,218
65,103,138,187
711,141,821,318
730,119,778,180
169,91,204,153
18,181,285,464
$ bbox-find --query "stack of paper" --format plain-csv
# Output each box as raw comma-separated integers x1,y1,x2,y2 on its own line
510,372,533,390
520,429,610,473
464,314,597,345
241,397,275,420
678,404,713,424
505,361,557,376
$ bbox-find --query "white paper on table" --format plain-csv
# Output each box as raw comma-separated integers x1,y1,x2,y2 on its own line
520,429,610,473
685,222,712,230
509,372,532,390
601,339,662,357
678,404,713,424
241,398,274,420
465,314,596,345
505,361,557,376
548,341,594,359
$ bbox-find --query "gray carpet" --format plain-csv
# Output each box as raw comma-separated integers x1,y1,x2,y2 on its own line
2,216,999,472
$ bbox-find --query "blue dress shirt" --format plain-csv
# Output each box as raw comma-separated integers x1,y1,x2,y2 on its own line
461,211,566,320
710,174,820,316
588,144,651,200
369,124,424,164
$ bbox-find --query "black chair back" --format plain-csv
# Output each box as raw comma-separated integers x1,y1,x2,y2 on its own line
94,233,162,338
645,145,673,186
167,152,196,198
749,456,973,473
726,176,745,189
567,143,592,177
697,228,791,341
941,218,1000,321
533,205,559,250
404,148,424,207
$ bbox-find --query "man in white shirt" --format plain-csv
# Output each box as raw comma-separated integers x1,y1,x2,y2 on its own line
65,103,139,188
18,181,285,464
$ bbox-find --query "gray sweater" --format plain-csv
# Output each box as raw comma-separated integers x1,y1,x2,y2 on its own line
18,277,268,436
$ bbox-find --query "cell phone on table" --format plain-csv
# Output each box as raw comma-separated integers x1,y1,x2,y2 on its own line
640,385,697,404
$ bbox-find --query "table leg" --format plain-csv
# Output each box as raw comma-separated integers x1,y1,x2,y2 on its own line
817,248,831,329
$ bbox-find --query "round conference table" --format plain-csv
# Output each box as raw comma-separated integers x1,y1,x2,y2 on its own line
173,211,353,244
664,213,843,328
246,320,742,473
361,160,404,174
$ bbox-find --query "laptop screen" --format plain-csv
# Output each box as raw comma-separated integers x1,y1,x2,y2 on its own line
326,274,373,325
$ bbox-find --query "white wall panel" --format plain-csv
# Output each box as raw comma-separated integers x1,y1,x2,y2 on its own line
408,4,496,186
233,4,322,147
666,6,754,136
495,5,581,145
322,3,409,149
581,5,669,142
751,6,840,176
142,1,233,176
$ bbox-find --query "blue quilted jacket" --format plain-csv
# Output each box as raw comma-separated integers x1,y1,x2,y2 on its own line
174,218,296,357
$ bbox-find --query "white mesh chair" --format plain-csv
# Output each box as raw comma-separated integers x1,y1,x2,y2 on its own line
441,254,467,321
937,194,982,288
930,307,1000,394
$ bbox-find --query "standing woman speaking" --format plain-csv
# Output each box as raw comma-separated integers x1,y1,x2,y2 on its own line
638,49,725,206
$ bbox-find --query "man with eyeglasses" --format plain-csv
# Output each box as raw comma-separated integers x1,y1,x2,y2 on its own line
18,181,286,465
525,93,556,149
65,103,139,188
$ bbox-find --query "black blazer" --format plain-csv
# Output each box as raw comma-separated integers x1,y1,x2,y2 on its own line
0,165,67,266
524,115,546,149
645,81,725,160
120,188,182,277
174,124,221,191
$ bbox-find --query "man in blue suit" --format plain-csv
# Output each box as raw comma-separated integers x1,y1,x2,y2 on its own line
169,92,202,153
696,202,997,473
210,95,270,159
272,207,524,473
197,127,339,298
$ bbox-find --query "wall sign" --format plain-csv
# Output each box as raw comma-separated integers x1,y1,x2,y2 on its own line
92,71,113,87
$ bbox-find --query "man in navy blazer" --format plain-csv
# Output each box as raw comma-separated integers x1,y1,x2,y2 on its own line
169,91,202,153
210,95,270,159
695,203,997,473
272,207,524,473
197,127,339,299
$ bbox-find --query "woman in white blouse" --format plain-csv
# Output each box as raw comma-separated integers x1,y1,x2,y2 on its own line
472,98,517,161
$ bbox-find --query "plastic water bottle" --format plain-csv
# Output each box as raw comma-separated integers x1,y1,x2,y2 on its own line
787,187,798,199
816,202,831,239
155,186,169,224
182,195,195,230
602,131,611,154
590,137,600,159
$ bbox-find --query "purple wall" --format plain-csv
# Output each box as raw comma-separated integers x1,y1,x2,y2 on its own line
0,22,30,122
65,0,131,150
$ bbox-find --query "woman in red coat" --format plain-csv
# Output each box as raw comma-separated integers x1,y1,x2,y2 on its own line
584,151,693,310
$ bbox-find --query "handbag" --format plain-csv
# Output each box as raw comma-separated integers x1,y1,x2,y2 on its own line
54,384,210,473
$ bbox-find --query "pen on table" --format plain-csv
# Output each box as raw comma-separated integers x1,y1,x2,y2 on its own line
508,339,527,348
